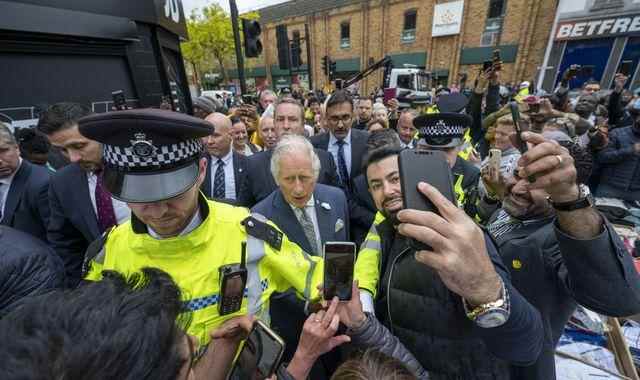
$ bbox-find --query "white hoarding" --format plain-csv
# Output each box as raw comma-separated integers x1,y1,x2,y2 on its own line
432,1,465,37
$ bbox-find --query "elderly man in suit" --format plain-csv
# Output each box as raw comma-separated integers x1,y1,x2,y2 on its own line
241,97,340,207
200,113,249,205
310,90,369,195
37,103,130,287
0,125,50,243
252,134,349,378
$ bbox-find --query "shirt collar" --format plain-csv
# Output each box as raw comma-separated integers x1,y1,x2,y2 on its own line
0,158,22,185
213,148,233,164
147,207,203,240
329,129,352,146
289,194,315,212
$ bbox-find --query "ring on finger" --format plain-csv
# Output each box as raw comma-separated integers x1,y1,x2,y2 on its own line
555,155,563,166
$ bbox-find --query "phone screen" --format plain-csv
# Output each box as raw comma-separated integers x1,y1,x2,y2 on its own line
384,88,397,103
323,242,355,301
483,60,492,71
228,321,285,380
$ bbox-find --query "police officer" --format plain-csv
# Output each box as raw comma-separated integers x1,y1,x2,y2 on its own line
413,113,481,217
78,109,324,354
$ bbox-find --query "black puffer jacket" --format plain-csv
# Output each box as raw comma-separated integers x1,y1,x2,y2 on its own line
0,226,65,317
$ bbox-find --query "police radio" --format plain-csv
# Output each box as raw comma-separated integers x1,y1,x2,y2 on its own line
218,242,248,315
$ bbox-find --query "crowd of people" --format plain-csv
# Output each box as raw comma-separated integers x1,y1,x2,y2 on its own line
1,62,640,380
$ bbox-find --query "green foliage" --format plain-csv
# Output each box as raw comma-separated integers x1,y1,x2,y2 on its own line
181,4,259,86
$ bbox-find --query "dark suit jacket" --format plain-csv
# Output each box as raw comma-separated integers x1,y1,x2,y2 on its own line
251,183,349,254
1,160,51,243
240,149,340,208
47,163,101,286
201,151,249,204
349,173,376,247
310,129,369,180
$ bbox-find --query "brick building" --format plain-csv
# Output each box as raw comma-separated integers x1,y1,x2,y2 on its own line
229,0,558,94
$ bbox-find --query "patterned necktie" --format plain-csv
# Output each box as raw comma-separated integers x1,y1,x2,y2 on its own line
95,172,117,233
336,140,350,192
213,159,225,199
298,207,319,255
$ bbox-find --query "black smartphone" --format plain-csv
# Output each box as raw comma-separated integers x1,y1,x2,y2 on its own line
509,102,528,154
619,60,633,76
483,60,493,72
323,242,356,301
492,49,502,71
398,149,456,251
228,320,285,380
580,65,595,77
111,90,127,111
218,242,248,316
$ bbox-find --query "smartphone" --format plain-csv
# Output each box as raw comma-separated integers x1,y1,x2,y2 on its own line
383,88,397,103
619,60,633,76
228,320,285,380
398,149,456,251
483,60,493,72
111,90,127,111
580,65,595,77
323,242,356,301
509,102,528,154
492,49,502,71
488,149,502,176
242,94,254,105
218,242,248,316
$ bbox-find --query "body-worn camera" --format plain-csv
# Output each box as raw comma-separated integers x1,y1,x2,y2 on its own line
218,242,248,316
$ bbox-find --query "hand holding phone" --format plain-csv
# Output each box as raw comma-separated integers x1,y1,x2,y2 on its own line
399,149,456,251
228,320,285,380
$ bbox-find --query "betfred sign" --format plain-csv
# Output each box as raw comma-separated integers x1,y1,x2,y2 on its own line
555,14,640,40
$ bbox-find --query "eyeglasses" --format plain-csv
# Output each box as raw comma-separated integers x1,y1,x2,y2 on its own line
328,114,353,125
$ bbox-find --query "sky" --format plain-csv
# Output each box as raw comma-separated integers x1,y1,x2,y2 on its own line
181,0,289,16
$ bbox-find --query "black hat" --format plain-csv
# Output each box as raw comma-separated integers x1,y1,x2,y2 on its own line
78,109,211,203
436,93,469,113
414,112,471,148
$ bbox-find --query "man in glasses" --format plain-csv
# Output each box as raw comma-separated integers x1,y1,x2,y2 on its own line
310,90,369,195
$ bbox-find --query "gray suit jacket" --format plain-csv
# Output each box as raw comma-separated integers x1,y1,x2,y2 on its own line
251,183,349,255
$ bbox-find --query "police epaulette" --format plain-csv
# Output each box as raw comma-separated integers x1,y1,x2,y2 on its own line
242,215,283,251
81,227,112,277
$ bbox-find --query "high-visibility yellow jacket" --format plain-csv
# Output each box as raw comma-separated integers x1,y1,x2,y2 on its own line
84,199,323,347
354,211,386,298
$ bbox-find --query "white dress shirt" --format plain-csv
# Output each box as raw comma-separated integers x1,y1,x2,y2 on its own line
328,129,352,176
87,172,131,224
210,149,236,200
0,158,21,218
289,195,322,253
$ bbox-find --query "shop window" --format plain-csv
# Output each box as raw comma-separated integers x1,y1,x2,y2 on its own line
402,10,417,42
482,0,506,46
340,22,350,49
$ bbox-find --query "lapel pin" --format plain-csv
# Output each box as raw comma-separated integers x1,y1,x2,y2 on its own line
321,202,331,210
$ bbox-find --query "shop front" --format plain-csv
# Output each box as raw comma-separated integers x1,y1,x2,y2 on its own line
539,0,640,92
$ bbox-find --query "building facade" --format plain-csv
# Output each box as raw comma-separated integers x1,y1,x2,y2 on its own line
229,0,558,94
538,0,640,92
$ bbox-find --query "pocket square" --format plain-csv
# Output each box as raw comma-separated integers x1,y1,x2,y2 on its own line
335,218,344,232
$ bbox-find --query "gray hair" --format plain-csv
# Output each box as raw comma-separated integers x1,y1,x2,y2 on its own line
0,123,17,145
270,135,321,184
260,90,276,101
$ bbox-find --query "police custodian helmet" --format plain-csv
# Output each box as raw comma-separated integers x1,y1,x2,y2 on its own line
78,109,212,203
413,112,472,149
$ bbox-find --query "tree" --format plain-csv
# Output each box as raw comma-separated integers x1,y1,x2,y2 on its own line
181,4,259,87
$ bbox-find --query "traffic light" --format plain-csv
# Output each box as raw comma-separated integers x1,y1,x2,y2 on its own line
329,60,337,78
242,19,262,58
321,56,329,77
